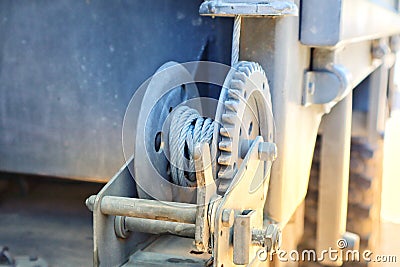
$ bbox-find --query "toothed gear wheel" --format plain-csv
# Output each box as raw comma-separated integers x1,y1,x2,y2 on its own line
214,61,274,194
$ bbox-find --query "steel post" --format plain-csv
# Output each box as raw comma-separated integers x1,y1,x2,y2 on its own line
317,92,353,266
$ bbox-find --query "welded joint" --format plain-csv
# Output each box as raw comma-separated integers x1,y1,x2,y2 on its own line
199,0,298,17
302,64,352,106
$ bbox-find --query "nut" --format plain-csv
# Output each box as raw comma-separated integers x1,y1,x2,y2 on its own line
252,224,281,252
265,224,282,252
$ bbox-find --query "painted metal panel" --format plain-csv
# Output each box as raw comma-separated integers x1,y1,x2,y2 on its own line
0,0,232,181
301,0,400,47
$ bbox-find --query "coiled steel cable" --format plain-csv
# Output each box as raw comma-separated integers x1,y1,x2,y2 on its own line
169,106,215,187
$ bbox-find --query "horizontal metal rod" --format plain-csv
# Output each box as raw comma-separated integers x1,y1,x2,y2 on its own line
124,217,195,238
100,196,197,224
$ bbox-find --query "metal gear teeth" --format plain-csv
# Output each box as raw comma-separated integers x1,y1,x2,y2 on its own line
220,127,235,138
228,89,242,100
219,140,233,152
230,79,245,90
221,113,237,124
218,165,235,179
224,100,239,112
216,61,268,195
218,152,232,166
238,66,251,76
232,72,248,83
217,178,231,194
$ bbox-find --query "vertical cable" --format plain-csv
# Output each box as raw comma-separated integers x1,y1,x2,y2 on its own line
231,15,241,66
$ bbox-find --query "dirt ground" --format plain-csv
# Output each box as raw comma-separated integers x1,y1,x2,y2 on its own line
0,175,102,267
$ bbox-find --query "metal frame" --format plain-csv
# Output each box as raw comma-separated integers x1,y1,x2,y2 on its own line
90,137,279,266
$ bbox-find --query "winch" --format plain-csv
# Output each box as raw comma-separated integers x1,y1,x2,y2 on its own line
86,60,279,266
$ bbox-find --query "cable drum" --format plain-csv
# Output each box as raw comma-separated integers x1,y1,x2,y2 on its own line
168,106,215,187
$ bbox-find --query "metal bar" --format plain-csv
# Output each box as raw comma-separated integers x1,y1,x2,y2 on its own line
124,217,196,238
199,0,298,17
367,65,390,143
317,92,353,266
194,142,217,252
100,196,197,224
233,213,252,265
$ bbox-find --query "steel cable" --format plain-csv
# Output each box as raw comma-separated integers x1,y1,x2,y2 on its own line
231,15,241,66
169,106,215,187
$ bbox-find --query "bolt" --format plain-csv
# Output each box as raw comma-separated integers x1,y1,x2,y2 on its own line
85,195,96,212
221,209,234,227
252,224,281,252
258,142,278,162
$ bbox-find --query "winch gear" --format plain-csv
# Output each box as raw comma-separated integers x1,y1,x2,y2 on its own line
215,61,272,194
